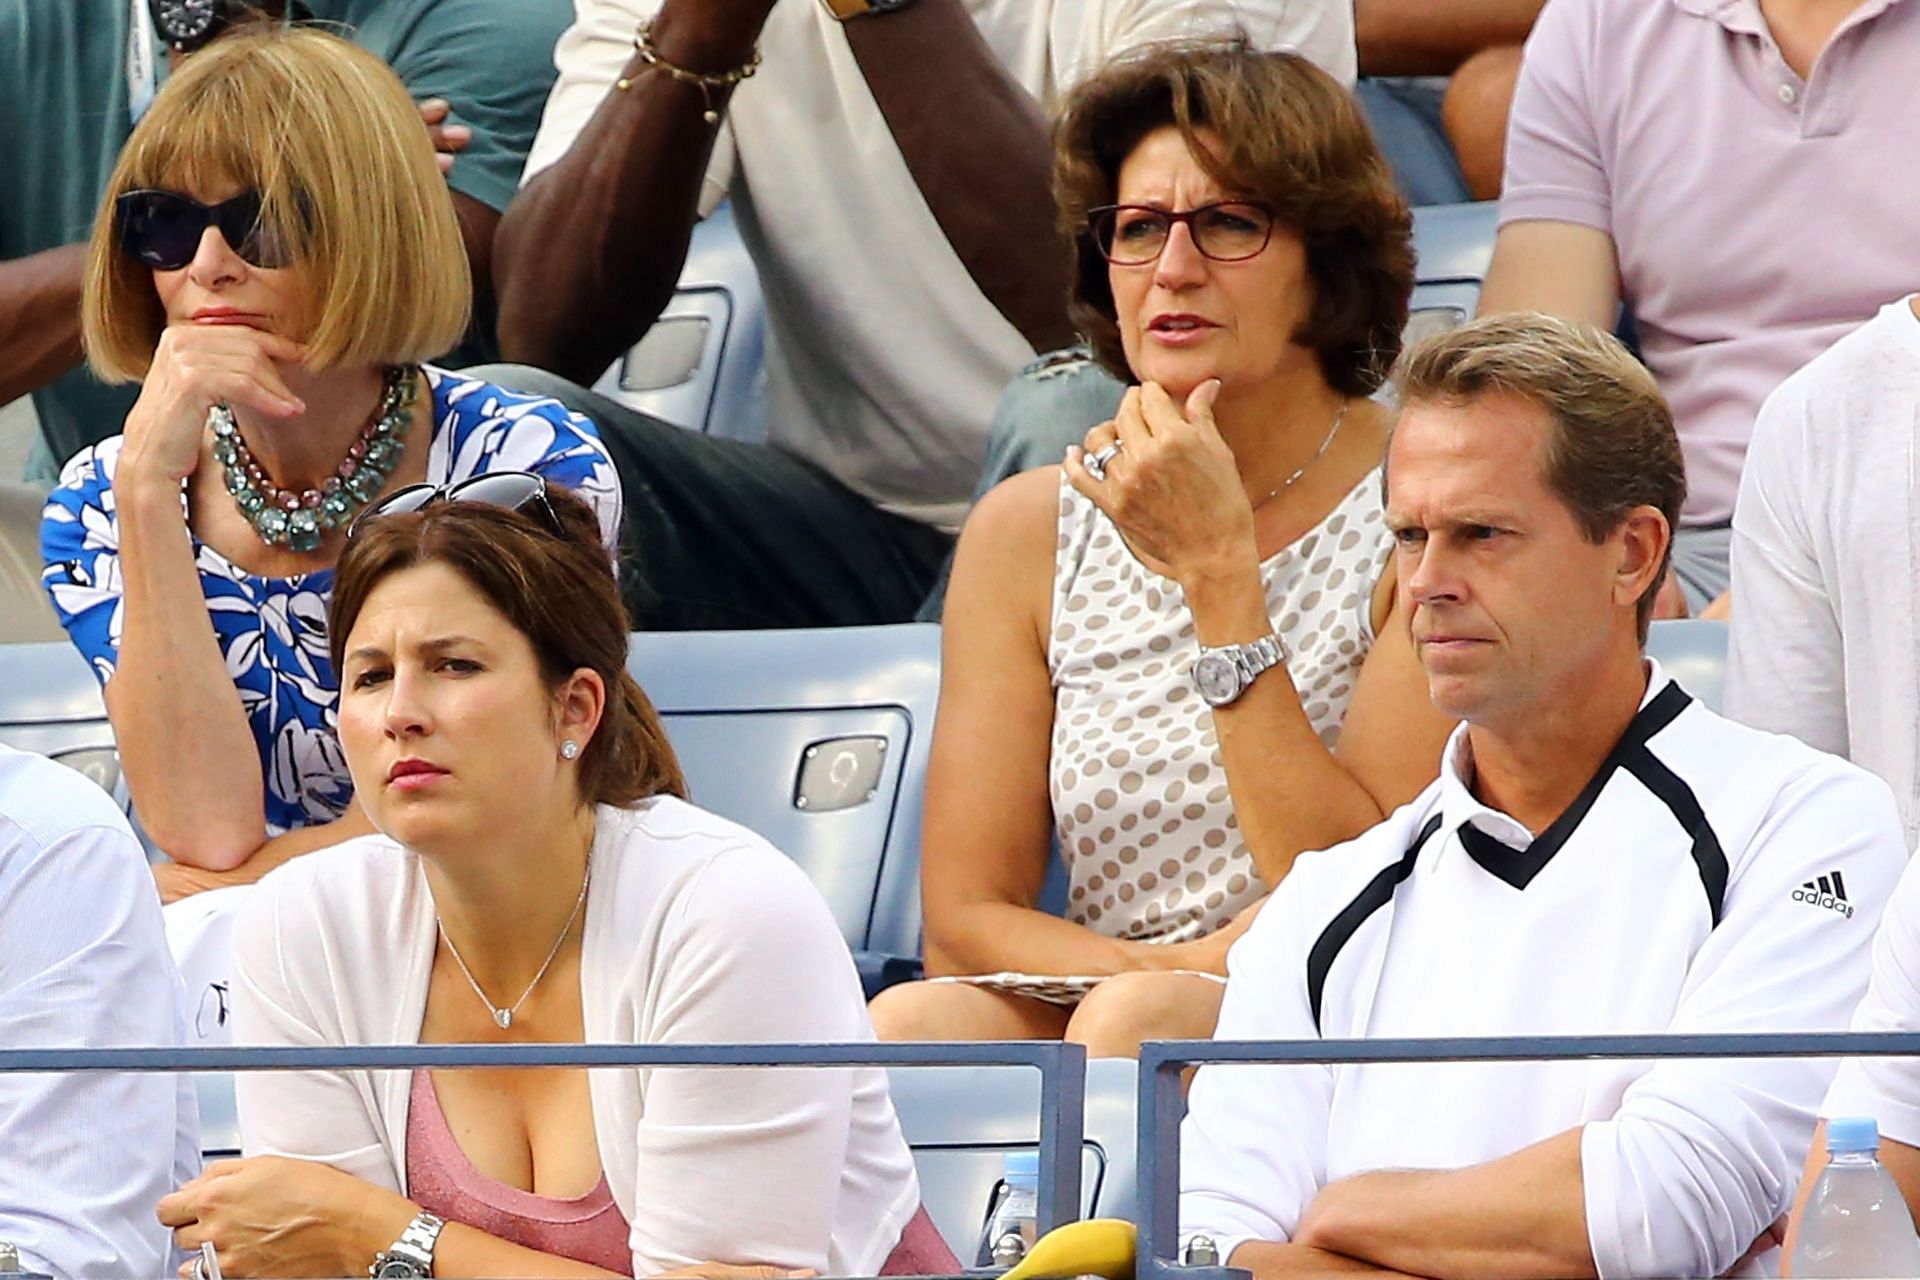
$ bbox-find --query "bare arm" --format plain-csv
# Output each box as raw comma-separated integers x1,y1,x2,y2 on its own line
1354,0,1544,77
0,245,87,406
1231,1244,1420,1279
153,805,377,903
106,325,309,869
1291,1128,1594,1280
1476,220,1620,329
842,1,1075,351
1073,386,1452,890
920,468,1206,979
494,0,770,383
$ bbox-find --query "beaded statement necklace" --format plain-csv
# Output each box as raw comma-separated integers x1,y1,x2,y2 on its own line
211,363,419,551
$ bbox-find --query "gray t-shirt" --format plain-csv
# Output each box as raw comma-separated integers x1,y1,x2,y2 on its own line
0,0,571,473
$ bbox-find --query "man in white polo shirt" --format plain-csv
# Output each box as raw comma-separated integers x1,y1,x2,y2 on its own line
489,0,1353,630
1179,314,1908,1279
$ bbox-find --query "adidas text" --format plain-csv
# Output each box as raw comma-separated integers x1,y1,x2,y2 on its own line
1794,872,1854,918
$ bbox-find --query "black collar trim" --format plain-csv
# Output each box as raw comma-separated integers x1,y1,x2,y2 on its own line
1458,683,1693,890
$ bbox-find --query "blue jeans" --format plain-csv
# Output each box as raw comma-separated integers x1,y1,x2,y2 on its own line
1355,78,1472,208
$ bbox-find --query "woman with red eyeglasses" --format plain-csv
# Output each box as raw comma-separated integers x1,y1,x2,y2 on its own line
38,25,621,899
870,41,1458,1056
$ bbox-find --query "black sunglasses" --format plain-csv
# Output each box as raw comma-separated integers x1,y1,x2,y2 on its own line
115,188,295,271
346,471,565,542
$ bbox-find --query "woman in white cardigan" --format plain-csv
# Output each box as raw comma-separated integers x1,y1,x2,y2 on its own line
157,478,951,1279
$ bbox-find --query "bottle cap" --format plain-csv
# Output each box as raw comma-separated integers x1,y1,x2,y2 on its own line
1003,1150,1040,1182
1828,1116,1882,1154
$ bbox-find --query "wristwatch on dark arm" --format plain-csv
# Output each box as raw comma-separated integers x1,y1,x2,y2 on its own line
369,1212,445,1279
819,0,918,18
1192,635,1288,708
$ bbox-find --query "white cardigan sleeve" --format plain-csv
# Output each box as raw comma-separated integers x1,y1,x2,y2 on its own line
230,859,405,1194
625,846,875,1274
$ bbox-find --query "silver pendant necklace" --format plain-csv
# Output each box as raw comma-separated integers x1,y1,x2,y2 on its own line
1251,398,1349,511
438,862,590,1029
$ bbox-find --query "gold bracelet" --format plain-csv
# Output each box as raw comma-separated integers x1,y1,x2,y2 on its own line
614,19,763,125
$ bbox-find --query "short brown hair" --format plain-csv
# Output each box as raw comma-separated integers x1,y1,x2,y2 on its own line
84,24,470,382
329,488,688,810
1054,39,1414,397
1392,313,1687,640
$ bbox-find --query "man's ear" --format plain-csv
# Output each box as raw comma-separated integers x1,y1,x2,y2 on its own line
1614,506,1670,613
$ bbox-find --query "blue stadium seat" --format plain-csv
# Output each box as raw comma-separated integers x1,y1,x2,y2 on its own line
1646,618,1728,715
628,623,939,992
0,640,126,804
591,202,768,444
888,1056,1136,1259
1406,201,1498,349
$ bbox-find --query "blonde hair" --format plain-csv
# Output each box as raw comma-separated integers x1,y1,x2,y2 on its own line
83,24,470,381
1389,313,1686,639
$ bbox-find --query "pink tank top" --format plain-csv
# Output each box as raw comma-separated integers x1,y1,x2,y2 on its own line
405,1069,635,1275
403,1070,959,1276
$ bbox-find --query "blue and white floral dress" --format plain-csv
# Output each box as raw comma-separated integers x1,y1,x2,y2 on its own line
39,367,624,835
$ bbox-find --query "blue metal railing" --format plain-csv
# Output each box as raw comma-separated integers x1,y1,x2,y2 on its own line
0,1040,1089,1242
1135,1032,1920,1280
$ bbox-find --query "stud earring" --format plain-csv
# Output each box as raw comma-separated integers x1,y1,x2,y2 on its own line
560,740,581,761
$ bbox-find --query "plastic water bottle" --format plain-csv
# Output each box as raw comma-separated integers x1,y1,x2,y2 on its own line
977,1150,1040,1268
1791,1116,1920,1278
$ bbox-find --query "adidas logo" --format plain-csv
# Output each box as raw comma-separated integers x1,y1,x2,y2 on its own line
1793,871,1854,918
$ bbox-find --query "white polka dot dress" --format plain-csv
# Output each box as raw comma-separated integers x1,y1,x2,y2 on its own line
935,469,1391,1007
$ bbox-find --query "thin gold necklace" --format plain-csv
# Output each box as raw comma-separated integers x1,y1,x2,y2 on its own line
438,862,590,1030
1250,398,1348,511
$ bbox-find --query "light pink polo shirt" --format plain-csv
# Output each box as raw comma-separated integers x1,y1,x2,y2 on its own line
1500,0,1920,526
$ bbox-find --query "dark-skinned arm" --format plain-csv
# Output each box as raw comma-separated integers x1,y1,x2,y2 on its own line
494,0,768,383
841,0,1074,352
0,244,87,406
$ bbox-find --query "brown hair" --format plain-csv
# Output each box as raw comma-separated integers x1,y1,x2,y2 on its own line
84,24,470,382
329,487,687,809
1054,39,1414,397
1391,312,1687,640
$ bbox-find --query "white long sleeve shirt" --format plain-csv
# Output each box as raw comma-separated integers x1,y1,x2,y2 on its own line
1180,665,1907,1279
1727,295,1920,849
522,0,1355,531
0,746,199,1278
231,797,920,1277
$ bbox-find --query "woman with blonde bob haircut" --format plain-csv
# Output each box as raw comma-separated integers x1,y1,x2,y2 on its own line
39,24,622,898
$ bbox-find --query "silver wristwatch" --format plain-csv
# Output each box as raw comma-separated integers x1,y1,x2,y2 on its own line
370,1212,445,1279
1193,635,1288,707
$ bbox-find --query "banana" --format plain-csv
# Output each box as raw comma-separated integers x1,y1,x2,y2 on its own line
999,1218,1137,1280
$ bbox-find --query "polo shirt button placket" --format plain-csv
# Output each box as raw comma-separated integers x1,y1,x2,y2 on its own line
1777,81,1800,105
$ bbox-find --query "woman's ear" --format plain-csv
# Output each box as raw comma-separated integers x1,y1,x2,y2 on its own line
555,668,607,754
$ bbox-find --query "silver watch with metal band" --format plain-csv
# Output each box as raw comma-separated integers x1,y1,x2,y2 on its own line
819,0,917,18
370,1212,445,1279
1193,634,1288,707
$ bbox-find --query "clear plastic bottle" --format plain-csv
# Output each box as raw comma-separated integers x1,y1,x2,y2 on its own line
1791,1116,1920,1278
977,1150,1041,1268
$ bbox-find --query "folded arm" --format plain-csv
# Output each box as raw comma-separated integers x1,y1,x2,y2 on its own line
1291,1129,1593,1280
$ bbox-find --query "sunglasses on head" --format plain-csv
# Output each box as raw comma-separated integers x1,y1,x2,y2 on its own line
346,471,565,542
115,188,295,271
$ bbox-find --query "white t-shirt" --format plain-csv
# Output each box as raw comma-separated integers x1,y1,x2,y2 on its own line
524,0,1357,530
1824,851,1920,1142
231,797,921,1276
1727,296,1920,850
1179,666,1908,1279
0,746,200,1278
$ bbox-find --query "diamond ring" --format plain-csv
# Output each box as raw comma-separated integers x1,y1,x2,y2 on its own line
1084,442,1123,481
